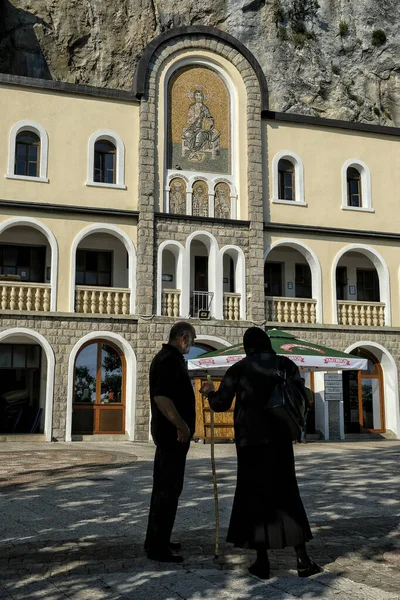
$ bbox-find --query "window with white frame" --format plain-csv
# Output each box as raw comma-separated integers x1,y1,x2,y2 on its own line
341,159,373,212
87,131,126,189
7,121,49,182
272,151,305,205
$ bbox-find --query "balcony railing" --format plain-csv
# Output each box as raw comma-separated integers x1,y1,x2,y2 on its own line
223,293,241,321
337,301,385,326
75,286,130,315
162,289,181,317
265,296,317,324
190,291,214,317
0,282,51,312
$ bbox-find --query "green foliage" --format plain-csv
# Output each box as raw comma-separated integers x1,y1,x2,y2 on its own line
289,0,320,21
372,29,387,46
290,20,315,45
277,25,288,41
273,0,285,22
339,20,348,37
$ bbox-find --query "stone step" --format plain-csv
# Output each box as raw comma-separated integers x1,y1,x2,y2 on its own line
0,434,45,443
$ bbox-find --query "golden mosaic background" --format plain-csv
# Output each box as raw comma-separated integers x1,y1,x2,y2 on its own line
167,66,231,174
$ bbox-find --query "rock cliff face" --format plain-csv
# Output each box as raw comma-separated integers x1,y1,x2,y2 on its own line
1,0,400,125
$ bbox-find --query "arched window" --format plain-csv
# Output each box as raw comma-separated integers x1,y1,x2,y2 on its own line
94,140,116,184
214,182,231,219
72,340,125,434
87,131,126,189
272,151,305,205
347,167,361,207
15,131,40,177
168,177,187,214
278,159,295,201
341,159,372,212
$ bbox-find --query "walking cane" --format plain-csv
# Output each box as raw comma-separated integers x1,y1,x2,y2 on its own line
207,374,220,559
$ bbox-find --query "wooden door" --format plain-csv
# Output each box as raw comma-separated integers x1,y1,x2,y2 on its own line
72,340,126,435
357,351,385,433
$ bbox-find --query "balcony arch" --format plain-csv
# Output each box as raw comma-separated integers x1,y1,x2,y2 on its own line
0,217,58,311
156,240,185,316
70,224,136,314
183,231,220,318
332,244,390,326
65,331,137,442
264,239,322,323
220,245,246,320
0,327,55,441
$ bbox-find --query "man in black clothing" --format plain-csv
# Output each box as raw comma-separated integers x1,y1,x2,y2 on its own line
145,321,196,563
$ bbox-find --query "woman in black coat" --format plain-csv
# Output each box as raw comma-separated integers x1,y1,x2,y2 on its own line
200,327,322,580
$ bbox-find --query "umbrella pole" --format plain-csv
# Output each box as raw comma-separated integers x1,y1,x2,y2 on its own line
207,375,219,559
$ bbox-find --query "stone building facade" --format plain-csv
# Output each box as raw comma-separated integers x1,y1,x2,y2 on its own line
0,26,400,442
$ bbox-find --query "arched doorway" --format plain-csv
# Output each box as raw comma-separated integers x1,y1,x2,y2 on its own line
343,348,385,433
72,339,126,435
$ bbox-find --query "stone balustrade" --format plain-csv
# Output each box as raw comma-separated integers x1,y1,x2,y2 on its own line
75,286,130,315
162,289,181,317
265,296,317,324
0,282,51,312
223,293,241,321
337,301,385,326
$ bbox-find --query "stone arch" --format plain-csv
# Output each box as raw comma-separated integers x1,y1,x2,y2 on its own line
264,239,323,323
332,244,390,325
65,331,137,442
69,224,137,314
0,217,58,311
0,327,55,441
220,245,246,319
133,25,268,109
345,341,400,439
195,334,232,349
156,240,185,315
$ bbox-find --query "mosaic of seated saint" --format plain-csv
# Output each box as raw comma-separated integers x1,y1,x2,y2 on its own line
169,178,186,214
182,88,220,163
192,181,209,217
214,182,231,219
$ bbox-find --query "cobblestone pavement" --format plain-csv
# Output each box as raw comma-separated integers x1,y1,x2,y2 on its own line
0,440,399,599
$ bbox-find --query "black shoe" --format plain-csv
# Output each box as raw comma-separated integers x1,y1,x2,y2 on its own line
147,549,184,563
248,558,270,580
297,557,323,578
169,541,181,552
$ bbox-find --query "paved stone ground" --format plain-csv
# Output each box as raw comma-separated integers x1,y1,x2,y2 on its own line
0,440,399,599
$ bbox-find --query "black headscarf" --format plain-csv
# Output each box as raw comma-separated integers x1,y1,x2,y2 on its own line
243,327,275,356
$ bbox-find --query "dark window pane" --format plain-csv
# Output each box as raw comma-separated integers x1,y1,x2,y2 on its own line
30,268,44,282
17,132,39,144
95,141,116,154
76,270,84,285
3,246,17,266
101,344,122,403
76,250,85,271
74,343,97,403
13,346,26,368
85,271,97,285
26,346,40,368
264,262,283,296
85,252,97,271
98,272,111,286
17,267,30,281
98,252,111,271
28,145,38,161
17,247,30,265
0,345,12,368
28,162,38,177
16,144,27,159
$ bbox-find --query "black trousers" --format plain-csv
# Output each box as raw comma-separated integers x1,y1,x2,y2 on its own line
145,442,189,552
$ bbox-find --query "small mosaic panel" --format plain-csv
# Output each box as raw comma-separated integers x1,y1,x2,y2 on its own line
168,66,231,174
214,182,231,219
192,181,209,217
169,177,187,214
